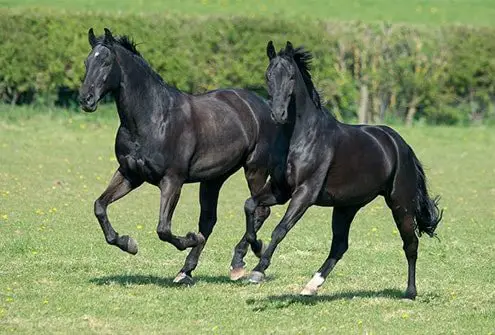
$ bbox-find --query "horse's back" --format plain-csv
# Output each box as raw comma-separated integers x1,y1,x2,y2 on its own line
201,89,280,164
184,89,274,180
320,123,401,206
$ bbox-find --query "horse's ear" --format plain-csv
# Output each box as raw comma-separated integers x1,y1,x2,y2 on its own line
267,41,276,60
88,28,97,48
103,28,115,44
285,41,294,55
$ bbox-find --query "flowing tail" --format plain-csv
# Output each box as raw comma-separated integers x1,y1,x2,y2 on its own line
412,152,443,237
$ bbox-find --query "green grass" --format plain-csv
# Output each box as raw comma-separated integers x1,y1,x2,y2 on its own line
0,105,494,334
2,0,495,26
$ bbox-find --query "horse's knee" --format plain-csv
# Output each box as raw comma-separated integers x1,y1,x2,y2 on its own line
94,199,106,220
403,240,418,259
199,210,217,236
255,206,270,221
244,197,257,215
245,232,257,244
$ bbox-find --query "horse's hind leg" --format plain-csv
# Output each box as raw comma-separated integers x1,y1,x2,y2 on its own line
230,168,272,280
301,206,360,296
386,196,419,300
174,178,226,285
94,170,143,254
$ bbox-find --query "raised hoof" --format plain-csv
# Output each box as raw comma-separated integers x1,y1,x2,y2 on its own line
229,267,246,281
173,272,194,286
300,286,318,296
119,235,138,255
248,271,265,284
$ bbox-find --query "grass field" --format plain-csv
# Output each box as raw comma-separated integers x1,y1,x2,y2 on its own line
2,0,495,26
0,105,494,333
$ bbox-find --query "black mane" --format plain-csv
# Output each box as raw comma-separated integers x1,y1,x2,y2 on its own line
95,34,142,57
280,47,322,109
116,35,142,57
95,33,172,87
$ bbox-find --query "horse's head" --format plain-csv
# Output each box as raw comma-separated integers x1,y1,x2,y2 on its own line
79,28,121,112
265,41,296,124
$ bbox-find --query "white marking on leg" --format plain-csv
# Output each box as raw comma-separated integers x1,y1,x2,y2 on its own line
307,272,325,288
301,272,325,296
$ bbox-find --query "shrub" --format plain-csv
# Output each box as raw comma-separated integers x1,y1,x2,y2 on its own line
1,8,495,124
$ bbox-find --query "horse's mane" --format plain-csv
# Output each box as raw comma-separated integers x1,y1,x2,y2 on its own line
280,47,322,109
95,34,141,57
96,33,174,87
115,35,142,57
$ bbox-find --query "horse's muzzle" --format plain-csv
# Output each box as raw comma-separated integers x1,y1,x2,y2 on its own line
270,109,288,124
79,93,97,113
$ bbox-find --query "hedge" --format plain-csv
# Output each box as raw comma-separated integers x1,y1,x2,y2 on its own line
1,8,495,124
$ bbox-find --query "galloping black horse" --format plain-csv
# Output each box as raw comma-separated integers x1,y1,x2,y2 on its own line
244,41,442,299
78,28,287,283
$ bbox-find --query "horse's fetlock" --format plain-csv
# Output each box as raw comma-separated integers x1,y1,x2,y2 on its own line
105,234,118,245
157,229,172,242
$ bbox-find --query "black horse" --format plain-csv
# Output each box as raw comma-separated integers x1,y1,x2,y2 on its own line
245,41,442,299
78,28,287,284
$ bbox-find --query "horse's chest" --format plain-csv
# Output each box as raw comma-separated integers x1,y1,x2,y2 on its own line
116,139,167,184
285,144,328,191
285,153,311,188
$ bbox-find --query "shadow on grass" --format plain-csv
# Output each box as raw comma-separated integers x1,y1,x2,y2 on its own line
90,273,275,288
246,289,405,311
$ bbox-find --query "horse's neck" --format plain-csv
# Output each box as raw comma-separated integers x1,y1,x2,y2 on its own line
290,72,323,136
114,47,177,133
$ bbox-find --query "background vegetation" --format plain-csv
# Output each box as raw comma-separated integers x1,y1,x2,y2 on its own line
2,0,495,124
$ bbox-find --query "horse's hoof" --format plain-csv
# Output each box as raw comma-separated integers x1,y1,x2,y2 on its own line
300,286,318,296
173,272,194,286
120,235,138,255
248,271,265,284
404,290,417,300
230,267,246,281
254,240,267,258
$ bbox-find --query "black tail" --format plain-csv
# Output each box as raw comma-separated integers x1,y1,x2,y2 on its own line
412,153,443,237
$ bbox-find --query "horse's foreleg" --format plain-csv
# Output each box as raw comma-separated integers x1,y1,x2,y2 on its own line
229,167,270,280
94,170,143,254
156,175,201,251
248,184,313,283
174,178,226,285
300,206,360,296
230,180,288,280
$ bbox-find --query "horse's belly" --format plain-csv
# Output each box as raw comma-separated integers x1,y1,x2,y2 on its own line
187,146,245,182
318,173,385,206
